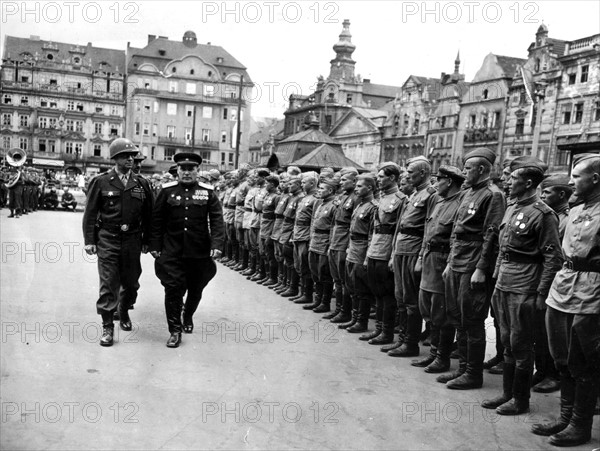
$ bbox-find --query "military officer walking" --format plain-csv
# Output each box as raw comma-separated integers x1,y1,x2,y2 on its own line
149,152,225,348
83,138,154,346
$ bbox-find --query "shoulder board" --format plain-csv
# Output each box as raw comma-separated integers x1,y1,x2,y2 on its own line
370,199,379,207
198,182,214,190
532,201,553,214
162,181,178,188
426,186,437,195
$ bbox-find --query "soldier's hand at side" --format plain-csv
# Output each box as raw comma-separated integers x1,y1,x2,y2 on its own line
141,245,148,254
442,265,449,281
535,294,547,311
470,268,486,289
211,249,222,258
388,259,394,272
150,251,161,259
84,245,96,255
415,257,422,275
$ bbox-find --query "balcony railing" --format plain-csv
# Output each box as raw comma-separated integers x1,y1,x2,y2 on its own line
464,127,500,143
157,136,219,149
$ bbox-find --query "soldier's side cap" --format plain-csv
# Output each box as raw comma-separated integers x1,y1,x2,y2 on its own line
541,173,571,189
378,161,402,172
133,153,147,162
509,156,547,174
174,152,202,166
302,170,319,181
320,177,339,189
109,138,138,159
572,152,600,167
287,166,302,176
339,166,359,176
463,147,496,165
209,169,221,180
320,167,334,176
502,158,513,168
407,156,432,166
256,168,270,177
436,165,465,182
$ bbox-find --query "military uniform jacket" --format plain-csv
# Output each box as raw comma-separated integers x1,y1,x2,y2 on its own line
260,191,281,239
293,191,318,242
242,186,258,229
330,191,357,252
420,190,465,294
555,204,570,241
234,181,249,227
309,195,337,255
448,179,506,273
149,181,225,259
368,186,405,260
251,187,267,229
547,192,600,314
83,169,154,246
394,183,436,256
494,194,562,297
271,193,290,242
279,192,304,244
223,187,236,225
347,198,377,265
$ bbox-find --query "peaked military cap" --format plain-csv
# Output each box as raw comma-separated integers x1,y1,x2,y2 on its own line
133,153,147,162
174,152,202,166
464,147,496,165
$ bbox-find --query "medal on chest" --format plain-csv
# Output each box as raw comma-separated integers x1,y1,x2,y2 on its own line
467,202,475,215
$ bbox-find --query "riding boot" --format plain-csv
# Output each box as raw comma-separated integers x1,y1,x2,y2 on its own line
437,328,467,383
447,325,485,390
388,309,422,357
425,324,454,373
532,371,575,436
242,254,257,276
549,376,598,447
369,314,395,345
324,284,343,319
497,367,530,415
412,325,439,367
331,289,352,323
280,269,299,298
314,282,333,313
338,308,358,329
482,362,515,409
347,296,370,333
296,277,315,305
360,320,381,341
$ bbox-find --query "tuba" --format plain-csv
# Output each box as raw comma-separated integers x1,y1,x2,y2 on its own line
6,148,27,167
6,148,27,188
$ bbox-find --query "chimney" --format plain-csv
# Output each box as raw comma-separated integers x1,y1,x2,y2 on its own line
148,34,156,44
363,78,371,83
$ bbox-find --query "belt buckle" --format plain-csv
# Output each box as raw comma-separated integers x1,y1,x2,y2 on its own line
502,253,510,262
426,242,432,251
120,224,129,232
565,260,574,270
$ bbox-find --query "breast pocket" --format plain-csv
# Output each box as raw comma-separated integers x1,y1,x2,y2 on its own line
167,196,182,207
101,190,121,209
130,188,145,202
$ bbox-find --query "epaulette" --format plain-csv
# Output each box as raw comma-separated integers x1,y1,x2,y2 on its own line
162,181,178,188
426,186,437,195
532,201,553,214
370,199,379,207
198,181,214,190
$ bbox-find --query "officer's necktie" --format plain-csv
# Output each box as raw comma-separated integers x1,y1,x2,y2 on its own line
120,173,129,186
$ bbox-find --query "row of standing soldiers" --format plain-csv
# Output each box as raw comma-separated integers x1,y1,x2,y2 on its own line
214,148,599,448
1,167,46,217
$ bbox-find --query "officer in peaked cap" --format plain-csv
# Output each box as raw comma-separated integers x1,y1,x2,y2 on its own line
149,150,224,348
436,165,466,184
83,137,154,347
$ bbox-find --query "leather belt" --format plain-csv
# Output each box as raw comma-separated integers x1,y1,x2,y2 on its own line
564,257,600,273
275,214,284,219
283,217,295,224
456,232,484,242
426,242,450,253
100,223,141,234
335,219,350,226
244,207,252,212
350,232,368,241
375,224,395,234
313,228,330,235
262,212,275,219
296,219,311,226
400,227,424,238
225,205,236,210
501,251,543,264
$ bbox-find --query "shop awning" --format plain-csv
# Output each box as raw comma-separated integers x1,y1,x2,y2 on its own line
33,158,65,167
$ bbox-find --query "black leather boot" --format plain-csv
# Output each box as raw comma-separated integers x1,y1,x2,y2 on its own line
166,333,182,348
118,304,132,331
323,285,343,319
437,328,467,383
331,290,352,323
338,309,357,329
280,269,299,298
302,281,320,309
347,304,368,333
531,372,575,436
360,320,381,341
548,376,598,447
447,327,485,390
482,362,514,409
425,324,454,373
496,367,530,415
100,312,114,347
314,282,333,313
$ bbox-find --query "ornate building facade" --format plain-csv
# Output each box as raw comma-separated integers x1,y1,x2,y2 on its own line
1,35,126,175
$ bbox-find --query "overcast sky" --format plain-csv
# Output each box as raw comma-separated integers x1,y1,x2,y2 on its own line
2,1,599,118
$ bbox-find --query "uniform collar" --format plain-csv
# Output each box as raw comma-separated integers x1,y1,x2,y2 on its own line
554,203,570,215
415,181,431,192
383,185,399,195
582,191,600,207
516,192,538,206
471,178,490,190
